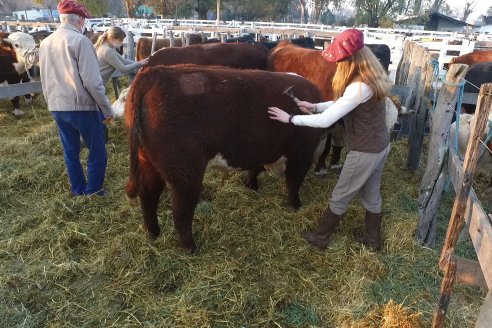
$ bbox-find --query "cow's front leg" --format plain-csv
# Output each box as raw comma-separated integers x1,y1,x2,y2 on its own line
285,154,313,209
245,166,265,190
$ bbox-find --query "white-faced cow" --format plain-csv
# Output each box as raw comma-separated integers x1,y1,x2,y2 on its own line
124,65,325,252
0,32,37,117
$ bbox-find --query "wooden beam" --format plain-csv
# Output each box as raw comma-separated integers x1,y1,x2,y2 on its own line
448,149,492,289
432,254,457,328
455,256,488,289
0,81,42,99
476,291,492,328
416,64,469,246
440,83,492,267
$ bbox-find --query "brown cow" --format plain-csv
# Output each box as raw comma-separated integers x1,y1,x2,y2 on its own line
136,34,204,60
125,65,325,251
450,50,492,66
147,42,270,70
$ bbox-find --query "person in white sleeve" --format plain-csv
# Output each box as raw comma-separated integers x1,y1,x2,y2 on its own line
268,28,392,251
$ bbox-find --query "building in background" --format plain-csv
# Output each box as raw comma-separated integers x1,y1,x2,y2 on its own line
12,8,58,21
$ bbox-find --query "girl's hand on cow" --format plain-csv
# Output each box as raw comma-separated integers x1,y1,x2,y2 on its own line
296,100,316,114
268,107,290,123
139,58,149,66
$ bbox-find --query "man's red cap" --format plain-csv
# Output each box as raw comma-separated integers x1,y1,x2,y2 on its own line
57,0,92,19
321,29,364,62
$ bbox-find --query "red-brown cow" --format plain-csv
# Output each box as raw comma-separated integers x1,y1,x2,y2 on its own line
147,42,270,69
450,50,492,66
135,34,205,60
125,65,325,251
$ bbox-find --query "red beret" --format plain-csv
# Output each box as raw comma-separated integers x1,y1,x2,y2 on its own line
322,29,364,62
57,0,91,18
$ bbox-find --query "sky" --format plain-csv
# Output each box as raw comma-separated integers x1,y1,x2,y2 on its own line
450,0,490,23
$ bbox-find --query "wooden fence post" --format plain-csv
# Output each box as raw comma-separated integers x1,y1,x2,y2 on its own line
168,31,175,47
150,31,157,55
439,83,492,264
432,254,457,328
415,64,469,246
476,291,492,328
407,52,439,171
431,83,492,327
126,31,136,84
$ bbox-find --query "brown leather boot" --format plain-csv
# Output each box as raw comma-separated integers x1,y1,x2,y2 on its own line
357,210,382,251
304,207,342,249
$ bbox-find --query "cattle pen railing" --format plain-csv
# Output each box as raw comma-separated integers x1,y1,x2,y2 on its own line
430,83,492,328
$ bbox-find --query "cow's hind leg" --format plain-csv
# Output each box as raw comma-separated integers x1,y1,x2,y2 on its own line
138,160,165,238
11,96,24,117
169,183,202,252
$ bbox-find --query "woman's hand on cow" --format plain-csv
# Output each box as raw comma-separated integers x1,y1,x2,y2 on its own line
268,107,290,123
296,100,316,114
139,58,149,66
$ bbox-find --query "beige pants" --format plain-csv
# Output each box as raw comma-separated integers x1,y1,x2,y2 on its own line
329,144,390,215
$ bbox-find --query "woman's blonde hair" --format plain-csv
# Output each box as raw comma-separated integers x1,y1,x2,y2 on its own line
332,46,391,101
94,26,126,50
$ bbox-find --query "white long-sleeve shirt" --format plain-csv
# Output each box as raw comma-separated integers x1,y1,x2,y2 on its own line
292,82,374,128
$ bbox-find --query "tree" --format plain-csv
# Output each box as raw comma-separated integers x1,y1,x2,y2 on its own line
487,6,492,16
353,0,397,27
191,0,215,19
310,0,331,24
429,0,445,12
124,0,145,18
79,0,111,17
461,0,477,22
299,0,307,23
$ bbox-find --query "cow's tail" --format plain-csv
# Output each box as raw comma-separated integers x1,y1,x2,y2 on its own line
124,81,145,199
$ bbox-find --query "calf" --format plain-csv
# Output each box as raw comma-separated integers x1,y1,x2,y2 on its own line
125,65,325,251
0,32,37,117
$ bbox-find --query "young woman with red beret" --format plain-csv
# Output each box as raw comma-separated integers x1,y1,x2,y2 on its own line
268,28,392,251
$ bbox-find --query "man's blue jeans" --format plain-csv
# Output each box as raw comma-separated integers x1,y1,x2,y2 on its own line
51,111,107,195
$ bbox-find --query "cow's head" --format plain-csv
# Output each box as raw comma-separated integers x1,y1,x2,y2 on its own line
6,32,37,73
112,87,130,118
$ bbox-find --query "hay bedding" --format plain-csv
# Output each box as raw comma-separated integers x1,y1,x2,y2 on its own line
0,97,487,327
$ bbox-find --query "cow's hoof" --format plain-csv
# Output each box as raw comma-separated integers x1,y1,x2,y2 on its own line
181,240,197,254
314,168,328,176
13,109,25,117
244,178,259,191
146,226,161,239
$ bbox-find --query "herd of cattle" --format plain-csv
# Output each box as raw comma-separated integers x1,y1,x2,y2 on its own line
1,28,491,250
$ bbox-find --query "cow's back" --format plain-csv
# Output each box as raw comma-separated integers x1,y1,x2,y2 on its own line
126,65,323,170
452,50,492,66
147,43,269,70
266,41,336,100
136,37,185,60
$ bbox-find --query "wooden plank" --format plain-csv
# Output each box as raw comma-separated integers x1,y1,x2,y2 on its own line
432,254,457,328
416,64,469,246
407,52,438,171
455,256,488,289
0,81,42,99
439,83,492,276
476,291,492,328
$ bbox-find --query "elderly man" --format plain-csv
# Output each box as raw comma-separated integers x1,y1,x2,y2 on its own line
40,0,114,196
